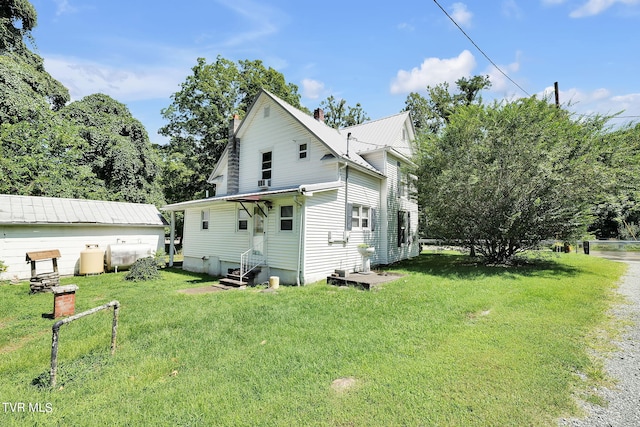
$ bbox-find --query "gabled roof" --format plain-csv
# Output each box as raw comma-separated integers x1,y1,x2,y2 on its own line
245,89,383,175
340,112,415,158
0,194,167,226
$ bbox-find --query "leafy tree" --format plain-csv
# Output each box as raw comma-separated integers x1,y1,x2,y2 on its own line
417,97,606,263
589,122,640,239
0,109,107,198
59,94,164,205
0,0,37,56
160,56,304,202
403,75,491,135
1,0,68,124
319,95,370,129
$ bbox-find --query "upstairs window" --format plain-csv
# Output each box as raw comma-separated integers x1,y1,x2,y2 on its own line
261,151,272,180
299,143,308,159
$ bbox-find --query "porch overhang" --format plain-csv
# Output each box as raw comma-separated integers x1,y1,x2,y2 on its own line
161,181,344,212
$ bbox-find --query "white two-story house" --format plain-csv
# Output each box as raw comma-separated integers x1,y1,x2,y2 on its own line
163,89,419,285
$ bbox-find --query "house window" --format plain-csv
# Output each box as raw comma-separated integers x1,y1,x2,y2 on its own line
264,106,270,118
299,143,308,159
238,208,249,231
348,204,372,230
201,210,209,230
280,205,293,231
397,210,410,247
397,161,407,198
261,151,272,180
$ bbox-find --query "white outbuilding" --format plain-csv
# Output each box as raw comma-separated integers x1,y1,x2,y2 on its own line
0,194,167,281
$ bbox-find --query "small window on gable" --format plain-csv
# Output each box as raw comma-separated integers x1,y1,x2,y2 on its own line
238,208,249,231
299,143,308,159
280,205,293,231
201,210,209,230
261,151,272,180
264,106,270,118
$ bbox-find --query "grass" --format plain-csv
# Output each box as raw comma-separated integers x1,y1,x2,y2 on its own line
0,252,627,426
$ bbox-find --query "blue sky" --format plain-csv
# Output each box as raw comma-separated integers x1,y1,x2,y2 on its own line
30,0,640,144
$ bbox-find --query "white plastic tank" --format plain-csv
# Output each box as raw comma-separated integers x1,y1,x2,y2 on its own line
106,242,153,271
80,244,105,275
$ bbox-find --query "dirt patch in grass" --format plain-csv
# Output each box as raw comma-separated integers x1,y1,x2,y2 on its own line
331,377,358,393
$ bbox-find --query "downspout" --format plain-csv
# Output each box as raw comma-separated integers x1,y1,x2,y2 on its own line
294,195,304,286
344,132,351,232
169,211,176,267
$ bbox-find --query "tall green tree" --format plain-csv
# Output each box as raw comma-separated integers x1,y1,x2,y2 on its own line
403,75,491,135
60,94,164,205
319,95,370,129
589,122,640,239
0,0,68,124
0,110,106,198
160,56,303,202
418,97,606,263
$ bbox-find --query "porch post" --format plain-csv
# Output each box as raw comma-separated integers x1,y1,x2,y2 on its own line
169,211,176,267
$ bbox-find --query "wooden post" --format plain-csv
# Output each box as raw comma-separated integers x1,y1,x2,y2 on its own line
31,260,36,278
52,258,59,273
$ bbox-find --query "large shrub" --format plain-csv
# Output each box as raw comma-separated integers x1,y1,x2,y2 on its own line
125,257,161,281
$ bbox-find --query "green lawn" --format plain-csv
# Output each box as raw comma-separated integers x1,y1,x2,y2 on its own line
0,253,627,426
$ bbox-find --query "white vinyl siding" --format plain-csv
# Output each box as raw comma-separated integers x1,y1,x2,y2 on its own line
386,153,420,263
237,98,337,193
183,203,248,263
0,225,164,280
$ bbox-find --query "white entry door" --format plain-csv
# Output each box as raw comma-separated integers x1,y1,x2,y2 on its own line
252,206,265,254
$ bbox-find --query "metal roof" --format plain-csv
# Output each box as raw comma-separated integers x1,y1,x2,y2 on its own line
0,195,167,226
341,112,415,159
163,181,344,211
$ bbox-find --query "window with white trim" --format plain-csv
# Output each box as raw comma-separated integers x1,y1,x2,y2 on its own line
237,208,249,231
201,210,209,230
348,204,373,230
280,205,293,231
298,143,308,159
397,210,410,247
261,151,272,180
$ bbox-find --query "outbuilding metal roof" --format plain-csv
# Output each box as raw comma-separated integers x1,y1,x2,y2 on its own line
0,194,167,226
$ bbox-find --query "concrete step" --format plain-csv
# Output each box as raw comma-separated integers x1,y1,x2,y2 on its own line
219,277,248,288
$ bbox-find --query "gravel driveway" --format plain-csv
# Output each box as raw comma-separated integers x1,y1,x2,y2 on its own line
559,255,640,426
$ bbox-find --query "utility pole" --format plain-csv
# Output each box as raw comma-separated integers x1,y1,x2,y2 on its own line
554,82,560,107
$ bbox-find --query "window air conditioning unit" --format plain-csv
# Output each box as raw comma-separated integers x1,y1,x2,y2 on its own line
258,179,271,189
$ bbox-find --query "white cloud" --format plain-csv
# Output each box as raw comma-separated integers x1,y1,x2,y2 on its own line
390,50,476,94
569,0,639,18
451,3,473,27
484,51,523,94
397,22,415,31
301,79,325,99
537,86,640,124
544,0,640,17
213,0,285,47
502,0,524,19
53,0,77,16
44,56,187,102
